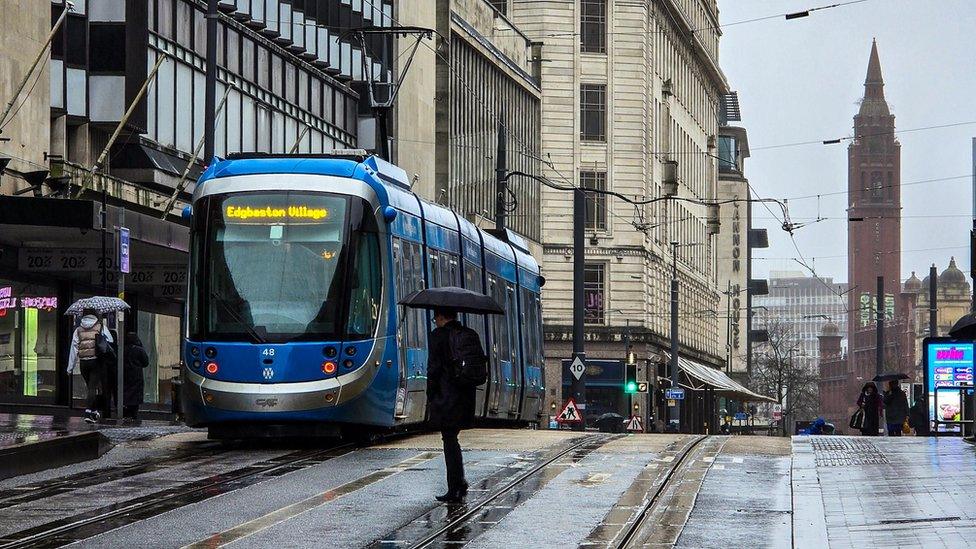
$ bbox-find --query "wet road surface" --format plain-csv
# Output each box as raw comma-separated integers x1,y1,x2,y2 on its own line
0,429,973,548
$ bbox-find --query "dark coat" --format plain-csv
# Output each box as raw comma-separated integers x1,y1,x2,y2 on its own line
909,399,930,435
426,320,481,431
857,391,882,435
883,388,909,425
123,333,150,407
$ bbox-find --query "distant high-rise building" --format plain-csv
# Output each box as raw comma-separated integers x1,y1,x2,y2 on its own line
753,271,848,372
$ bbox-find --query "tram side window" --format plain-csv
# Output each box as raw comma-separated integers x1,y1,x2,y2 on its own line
346,232,381,339
394,238,426,349
489,275,510,362
463,263,488,346
521,288,542,366
505,282,519,363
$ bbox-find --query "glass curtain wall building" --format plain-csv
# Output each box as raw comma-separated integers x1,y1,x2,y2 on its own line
0,0,394,411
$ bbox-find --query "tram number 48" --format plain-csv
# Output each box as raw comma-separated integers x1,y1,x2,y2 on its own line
262,348,276,357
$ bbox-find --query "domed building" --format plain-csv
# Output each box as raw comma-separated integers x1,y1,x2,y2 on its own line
913,258,972,359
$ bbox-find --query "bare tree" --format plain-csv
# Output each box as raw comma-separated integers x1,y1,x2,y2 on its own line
750,318,821,436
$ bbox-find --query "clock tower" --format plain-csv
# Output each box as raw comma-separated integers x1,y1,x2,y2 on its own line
847,40,902,348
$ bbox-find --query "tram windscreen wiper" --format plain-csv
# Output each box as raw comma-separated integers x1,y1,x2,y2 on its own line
209,291,267,344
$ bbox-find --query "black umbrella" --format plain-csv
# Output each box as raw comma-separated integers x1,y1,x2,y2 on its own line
400,286,504,315
949,312,976,339
873,372,910,382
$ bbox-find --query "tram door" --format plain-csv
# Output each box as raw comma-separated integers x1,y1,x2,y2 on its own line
504,281,522,416
463,262,489,417
487,274,515,416
392,239,427,423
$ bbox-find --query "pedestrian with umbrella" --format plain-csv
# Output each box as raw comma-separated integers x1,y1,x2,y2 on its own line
855,382,883,436
876,372,910,436
400,287,497,504
66,297,129,423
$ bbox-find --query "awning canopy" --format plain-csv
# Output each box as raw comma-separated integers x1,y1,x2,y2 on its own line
665,353,777,403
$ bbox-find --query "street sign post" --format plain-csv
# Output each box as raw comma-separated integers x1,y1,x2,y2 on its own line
119,227,130,274
636,382,648,393
665,388,685,400
569,356,586,381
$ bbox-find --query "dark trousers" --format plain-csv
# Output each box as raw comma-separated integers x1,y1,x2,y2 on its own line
441,428,465,491
79,358,106,412
886,423,903,436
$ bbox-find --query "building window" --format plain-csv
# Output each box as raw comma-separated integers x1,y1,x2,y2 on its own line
580,84,606,142
584,263,606,324
581,0,606,54
718,135,738,173
581,171,607,231
488,0,506,16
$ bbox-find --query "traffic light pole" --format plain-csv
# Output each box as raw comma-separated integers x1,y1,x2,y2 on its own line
571,187,587,430
876,275,884,377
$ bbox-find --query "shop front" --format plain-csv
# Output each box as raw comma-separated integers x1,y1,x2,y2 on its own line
0,195,188,413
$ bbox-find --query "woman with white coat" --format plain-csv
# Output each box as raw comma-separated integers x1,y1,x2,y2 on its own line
67,308,114,423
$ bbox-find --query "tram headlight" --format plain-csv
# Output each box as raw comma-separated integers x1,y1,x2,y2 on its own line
205,347,217,359
323,346,338,358
205,362,219,375
190,347,200,357
322,361,337,374
191,359,202,370
343,359,354,369
344,346,357,357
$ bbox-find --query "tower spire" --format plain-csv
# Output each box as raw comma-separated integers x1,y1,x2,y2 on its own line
864,39,884,99
858,39,889,117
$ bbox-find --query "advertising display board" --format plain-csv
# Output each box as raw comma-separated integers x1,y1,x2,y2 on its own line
923,338,975,433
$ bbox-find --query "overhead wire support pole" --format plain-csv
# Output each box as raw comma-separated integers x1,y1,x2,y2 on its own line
75,52,169,198
571,187,587,431
0,1,73,132
495,122,507,232
204,0,219,161
159,84,235,219
670,241,681,432
876,275,885,378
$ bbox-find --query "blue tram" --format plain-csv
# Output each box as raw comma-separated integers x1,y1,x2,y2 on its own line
181,151,545,436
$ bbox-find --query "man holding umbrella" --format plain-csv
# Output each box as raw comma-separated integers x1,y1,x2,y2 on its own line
401,287,495,504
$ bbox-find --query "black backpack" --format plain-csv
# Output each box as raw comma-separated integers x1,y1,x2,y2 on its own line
448,327,488,387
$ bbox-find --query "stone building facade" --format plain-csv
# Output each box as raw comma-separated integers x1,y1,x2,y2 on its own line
507,0,729,427
910,259,973,357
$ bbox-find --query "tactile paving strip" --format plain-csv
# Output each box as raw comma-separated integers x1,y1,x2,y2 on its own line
811,438,889,466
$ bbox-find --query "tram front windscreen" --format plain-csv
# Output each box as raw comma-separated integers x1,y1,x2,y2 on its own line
188,190,381,343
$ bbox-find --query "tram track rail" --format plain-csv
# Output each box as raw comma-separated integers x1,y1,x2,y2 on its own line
0,442,227,509
0,442,358,549
611,434,712,549
404,433,621,549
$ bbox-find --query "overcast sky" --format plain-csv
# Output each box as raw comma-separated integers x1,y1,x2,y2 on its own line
718,0,976,286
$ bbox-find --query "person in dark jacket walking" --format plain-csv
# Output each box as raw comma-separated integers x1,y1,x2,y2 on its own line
908,394,930,436
426,308,482,504
882,380,909,436
856,382,883,436
123,333,150,421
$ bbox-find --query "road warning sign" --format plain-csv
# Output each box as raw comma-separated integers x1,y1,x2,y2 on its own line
556,398,583,423
626,415,644,432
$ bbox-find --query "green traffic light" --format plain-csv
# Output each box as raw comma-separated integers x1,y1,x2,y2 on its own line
625,381,637,394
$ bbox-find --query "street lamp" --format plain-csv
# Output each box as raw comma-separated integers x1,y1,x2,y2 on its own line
668,241,704,433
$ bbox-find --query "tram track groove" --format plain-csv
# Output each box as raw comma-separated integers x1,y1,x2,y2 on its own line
611,435,723,549
0,443,358,549
402,433,622,549
0,442,228,509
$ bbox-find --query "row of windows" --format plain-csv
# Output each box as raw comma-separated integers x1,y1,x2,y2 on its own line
154,0,394,83
449,37,542,242
653,9,717,135
150,1,359,134
392,238,543,370
144,44,356,158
